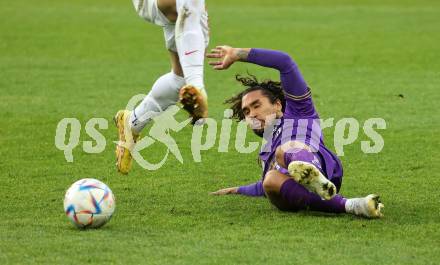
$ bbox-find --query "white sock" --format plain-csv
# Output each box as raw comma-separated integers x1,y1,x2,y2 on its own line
345,195,383,218
175,0,206,91
345,198,355,214
345,197,368,216
130,72,185,134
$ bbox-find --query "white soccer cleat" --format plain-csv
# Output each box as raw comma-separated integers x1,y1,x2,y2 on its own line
345,194,384,218
287,161,337,200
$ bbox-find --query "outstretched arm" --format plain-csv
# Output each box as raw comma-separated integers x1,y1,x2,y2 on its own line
207,46,317,117
210,181,265,197
207,46,309,98
237,181,265,197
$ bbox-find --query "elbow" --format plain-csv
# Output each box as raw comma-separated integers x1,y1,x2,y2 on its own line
277,51,297,73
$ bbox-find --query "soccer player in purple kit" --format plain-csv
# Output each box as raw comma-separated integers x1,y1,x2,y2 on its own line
207,45,384,218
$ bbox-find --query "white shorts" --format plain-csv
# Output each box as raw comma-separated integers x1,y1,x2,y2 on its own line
131,0,210,52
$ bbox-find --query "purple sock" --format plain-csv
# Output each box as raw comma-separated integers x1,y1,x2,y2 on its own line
279,178,346,213
283,148,323,173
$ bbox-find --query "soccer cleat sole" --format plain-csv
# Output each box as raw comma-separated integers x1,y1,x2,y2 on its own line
179,85,208,125
365,194,384,218
288,161,337,200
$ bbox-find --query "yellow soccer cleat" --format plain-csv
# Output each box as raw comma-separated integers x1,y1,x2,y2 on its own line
179,85,208,125
113,110,139,175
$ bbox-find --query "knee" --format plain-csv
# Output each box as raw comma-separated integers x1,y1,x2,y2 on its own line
149,71,184,102
178,0,204,16
275,146,285,168
276,141,311,168
263,170,285,194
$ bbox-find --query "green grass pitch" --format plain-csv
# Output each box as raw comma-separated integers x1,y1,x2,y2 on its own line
1,0,440,264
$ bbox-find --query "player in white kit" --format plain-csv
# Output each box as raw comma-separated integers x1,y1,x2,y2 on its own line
114,0,209,174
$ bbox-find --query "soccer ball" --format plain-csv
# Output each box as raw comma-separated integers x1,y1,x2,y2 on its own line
64,178,115,229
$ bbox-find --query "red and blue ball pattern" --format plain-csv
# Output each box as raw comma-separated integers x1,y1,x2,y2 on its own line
64,178,115,229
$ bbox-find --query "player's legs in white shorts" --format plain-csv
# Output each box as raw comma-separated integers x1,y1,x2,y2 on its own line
129,0,209,133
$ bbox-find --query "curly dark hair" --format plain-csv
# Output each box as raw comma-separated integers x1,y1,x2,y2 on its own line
224,74,286,120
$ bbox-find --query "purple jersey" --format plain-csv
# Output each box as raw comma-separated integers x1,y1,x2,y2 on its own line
237,49,343,197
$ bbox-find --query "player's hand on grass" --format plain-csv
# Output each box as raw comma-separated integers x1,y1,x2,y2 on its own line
210,187,239,195
207,46,249,70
